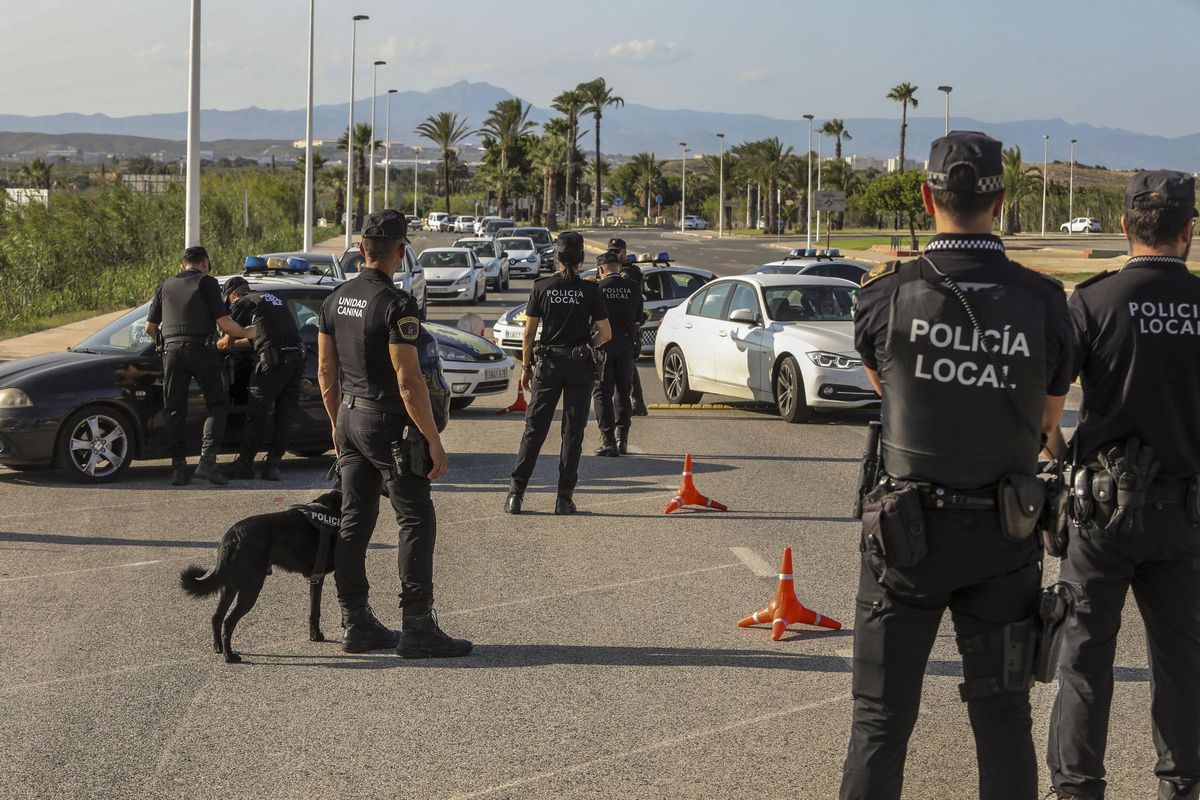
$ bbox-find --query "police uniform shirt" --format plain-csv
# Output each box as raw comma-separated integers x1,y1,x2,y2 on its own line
620,263,644,286
1066,256,1200,478
147,268,226,332
317,267,421,408
854,234,1072,486
525,272,608,347
229,291,302,353
598,274,642,340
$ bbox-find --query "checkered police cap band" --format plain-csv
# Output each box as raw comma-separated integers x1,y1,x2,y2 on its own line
924,238,1005,254
926,172,1005,194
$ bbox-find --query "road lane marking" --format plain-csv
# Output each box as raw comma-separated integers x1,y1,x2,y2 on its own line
445,692,855,800
0,559,162,583
729,547,774,577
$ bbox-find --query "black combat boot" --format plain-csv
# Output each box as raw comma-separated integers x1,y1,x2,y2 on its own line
505,492,523,514
1161,780,1200,800
1043,790,1099,800
194,457,229,486
342,606,400,653
594,434,619,457
554,495,577,515
615,428,629,455
260,457,282,482
631,400,649,417
170,459,190,486
397,612,472,659
225,456,255,480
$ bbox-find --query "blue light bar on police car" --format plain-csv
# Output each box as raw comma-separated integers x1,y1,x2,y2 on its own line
655,251,670,262
285,257,311,272
788,248,806,258
829,248,841,257
244,256,268,272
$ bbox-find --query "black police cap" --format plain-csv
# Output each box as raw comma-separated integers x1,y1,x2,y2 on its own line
608,237,627,250
361,209,410,242
926,131,1004,194
182,245,210,264
557,231,585,258
221,276,250,302
1126,170,1198,216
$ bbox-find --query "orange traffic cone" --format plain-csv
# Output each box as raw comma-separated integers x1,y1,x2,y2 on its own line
738,547,842,640
496,385,528,415
663,453,728,514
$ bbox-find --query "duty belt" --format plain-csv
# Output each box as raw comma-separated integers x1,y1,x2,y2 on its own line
885,476,997,509
1081,461,1191,504
536,345,585,356
260,345,305,366
343,394,406,415
163,335,211,346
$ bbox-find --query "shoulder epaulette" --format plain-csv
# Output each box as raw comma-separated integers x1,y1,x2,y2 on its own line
861,259,901,287
1074,270,1114,290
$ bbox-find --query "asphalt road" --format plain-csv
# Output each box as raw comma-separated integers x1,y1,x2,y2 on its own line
0,233,1165,799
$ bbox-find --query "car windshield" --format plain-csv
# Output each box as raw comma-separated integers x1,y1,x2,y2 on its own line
497,238,534,252
74,303,155,354
419,251,470,269
486,220,514,232
457,241,495,257
752,263,806,275
763,285,858,322
514,229,552,245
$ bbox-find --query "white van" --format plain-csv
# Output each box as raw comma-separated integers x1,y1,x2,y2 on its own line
427,211,450,231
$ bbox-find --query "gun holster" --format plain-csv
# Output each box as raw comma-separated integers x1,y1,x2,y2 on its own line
998,473,1046,542
390,425,431,479
1041,467,1071,556
1033,581,1086,683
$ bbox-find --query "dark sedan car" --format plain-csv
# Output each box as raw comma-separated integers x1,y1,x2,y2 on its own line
0,273,470,483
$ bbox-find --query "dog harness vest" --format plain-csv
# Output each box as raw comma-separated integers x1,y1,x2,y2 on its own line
290,503,340,584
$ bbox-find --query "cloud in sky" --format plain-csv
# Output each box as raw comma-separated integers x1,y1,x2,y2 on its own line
596,38,688,64
732,67,774,85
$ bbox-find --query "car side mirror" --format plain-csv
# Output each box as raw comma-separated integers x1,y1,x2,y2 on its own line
728,308,760,326
500,251,508,258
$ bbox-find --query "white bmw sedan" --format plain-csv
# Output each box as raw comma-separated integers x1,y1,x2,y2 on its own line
653,275,879,422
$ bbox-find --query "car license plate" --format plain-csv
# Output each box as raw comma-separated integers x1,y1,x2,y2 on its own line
429,287,454,294
485,367,508,380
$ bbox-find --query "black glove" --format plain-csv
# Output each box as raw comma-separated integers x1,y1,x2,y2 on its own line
1097,438,1160,534
1039,461,1070,557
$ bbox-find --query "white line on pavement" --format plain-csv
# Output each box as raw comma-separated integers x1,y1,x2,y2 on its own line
444,692,856,800
0,559,161,583
728,547,774,577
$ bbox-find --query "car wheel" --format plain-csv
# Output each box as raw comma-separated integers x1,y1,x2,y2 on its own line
418,297,427,321
480,282,488,303
662,346,701,405
55,406,134,483
449,397,475,411
774,356,814,423
289,448,330,458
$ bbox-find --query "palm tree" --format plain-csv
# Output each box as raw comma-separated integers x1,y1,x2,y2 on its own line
321,163,347,225
481,98,536,215
629,152,663,219
19,157,52,191
886,83,919,171
415,112,473,213
820,119,852,161
337,123,376,226
1000,146,1041,235
577,78,624,224
734,138,795,234
295,150,328,220
551,88,586,224
532,133,572,228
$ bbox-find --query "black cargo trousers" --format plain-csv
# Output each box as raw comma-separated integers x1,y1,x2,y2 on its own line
592,336,634,439
840,508,1042,800
240,352,305,462
162,341,229,461
511,353,594,498
333,403,435,618
1047,504,1200,800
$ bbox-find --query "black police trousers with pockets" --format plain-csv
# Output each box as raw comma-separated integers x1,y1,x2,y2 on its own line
334,405,436,617
240,357,304,461
162,343,229,461
1048,504,1200,799
592,338,634,438
840,508,1041,800
511,354,594,497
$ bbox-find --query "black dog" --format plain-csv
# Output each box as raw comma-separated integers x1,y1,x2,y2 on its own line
180,489,341,663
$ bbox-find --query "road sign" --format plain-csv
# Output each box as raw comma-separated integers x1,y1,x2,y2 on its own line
613,197,624,206
812,190,848,213
655,194,664,205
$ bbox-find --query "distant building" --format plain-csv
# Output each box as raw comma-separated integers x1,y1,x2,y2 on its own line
886,157,926,173
121,174,180,195
844,154,887,172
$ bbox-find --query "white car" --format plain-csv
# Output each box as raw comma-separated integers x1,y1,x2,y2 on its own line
683,215,708,230
454,215,476,234
474,215,501,236
425,321,513,410
340,245,428,319
654,275,878,422
417,247,487,304
427,211,449,231
453,237,510,291
1061,217,1102,233
748,249,870,284
494,236,541,278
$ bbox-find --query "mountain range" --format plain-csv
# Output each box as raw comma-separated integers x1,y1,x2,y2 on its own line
2,80,1197,172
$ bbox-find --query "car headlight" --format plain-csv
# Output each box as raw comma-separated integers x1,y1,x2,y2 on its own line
526,255,537,262
437,344,471,362
454,273,473,285
807,351,862,370
0,388,33,408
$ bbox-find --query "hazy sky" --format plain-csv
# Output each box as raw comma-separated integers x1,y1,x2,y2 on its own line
9,0,1200,137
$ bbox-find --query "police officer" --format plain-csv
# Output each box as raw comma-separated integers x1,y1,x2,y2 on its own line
610,237,649,417
1045,172,1200,800
592,250,642,456
218,276,306,481
316,210,470,658
506,231,612,515
841,132,1072,800
145,246,256,486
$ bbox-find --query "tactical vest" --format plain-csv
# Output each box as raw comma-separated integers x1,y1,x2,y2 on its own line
880,261,1047,489
242,291,301,352
290,503,339,579
159,270,217,341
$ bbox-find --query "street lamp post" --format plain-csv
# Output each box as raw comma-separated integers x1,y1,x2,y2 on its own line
412,146,421,218
384,90,396,210
1041,133,1049,237
679,142,687,233
184,0,201,248
1068,138,1077,235
717,133,725,238
937,85,953,135
344,14,368,249
816,134,823,244
367,59,385,214
803,114,814,248
302,0,315,251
